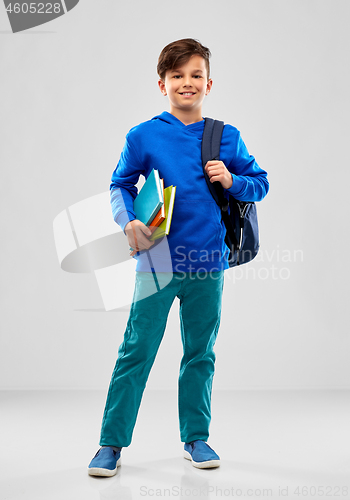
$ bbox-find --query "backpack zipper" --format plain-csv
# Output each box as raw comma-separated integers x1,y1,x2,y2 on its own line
236,203,249,265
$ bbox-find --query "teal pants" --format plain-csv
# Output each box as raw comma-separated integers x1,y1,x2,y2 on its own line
99,270,224,448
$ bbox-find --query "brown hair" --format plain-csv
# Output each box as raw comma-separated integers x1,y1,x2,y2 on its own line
157,38,211,81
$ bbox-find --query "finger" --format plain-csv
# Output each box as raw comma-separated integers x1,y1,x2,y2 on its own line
130,238,154,257
137,232,153,247
134,232,156,251
140,226,152,237
209,174,224,183
206,165,214,173
207,163,224,171
142,239,155,249
207,168,224,179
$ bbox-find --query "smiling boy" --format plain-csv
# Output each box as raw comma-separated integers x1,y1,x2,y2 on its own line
88,38,269,476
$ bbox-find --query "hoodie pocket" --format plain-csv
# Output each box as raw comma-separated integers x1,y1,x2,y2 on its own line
169,199,224,258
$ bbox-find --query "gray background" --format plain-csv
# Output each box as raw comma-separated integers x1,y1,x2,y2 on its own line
1,0,349,391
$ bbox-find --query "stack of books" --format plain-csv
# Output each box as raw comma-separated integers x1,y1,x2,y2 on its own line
131,168,176,244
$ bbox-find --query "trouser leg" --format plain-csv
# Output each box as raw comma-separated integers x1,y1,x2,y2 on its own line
177,271,224,443
99,272,179,448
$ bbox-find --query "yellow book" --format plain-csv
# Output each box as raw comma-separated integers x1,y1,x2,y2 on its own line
149,185,176,241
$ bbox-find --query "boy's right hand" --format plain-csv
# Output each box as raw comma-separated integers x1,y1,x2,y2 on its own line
125,220,155,257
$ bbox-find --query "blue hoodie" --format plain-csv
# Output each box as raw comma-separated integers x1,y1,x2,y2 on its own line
110,111,269,273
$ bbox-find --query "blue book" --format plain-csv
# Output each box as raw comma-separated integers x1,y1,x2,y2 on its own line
133,169,163,226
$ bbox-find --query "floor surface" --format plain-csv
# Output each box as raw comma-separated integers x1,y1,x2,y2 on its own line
0,390,349,499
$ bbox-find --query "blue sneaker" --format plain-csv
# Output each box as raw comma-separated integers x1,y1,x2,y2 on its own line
184,440,220,469
88,447,121,477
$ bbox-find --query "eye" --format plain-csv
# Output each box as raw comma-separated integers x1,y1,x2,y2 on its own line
173,75,182,79
193,75,202,78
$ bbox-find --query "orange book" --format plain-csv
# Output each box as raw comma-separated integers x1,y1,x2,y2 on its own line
149,178,165,231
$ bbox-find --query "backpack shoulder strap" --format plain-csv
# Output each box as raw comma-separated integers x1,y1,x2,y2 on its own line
202,117,226,207
202,117,224,162
202,117,240,254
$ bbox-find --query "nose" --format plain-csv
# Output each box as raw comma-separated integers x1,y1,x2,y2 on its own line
182,75,193,87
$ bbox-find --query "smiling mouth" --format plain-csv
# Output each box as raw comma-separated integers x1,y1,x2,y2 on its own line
179,92,196,96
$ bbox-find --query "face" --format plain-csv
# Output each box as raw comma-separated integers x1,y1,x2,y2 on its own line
158,55,212,114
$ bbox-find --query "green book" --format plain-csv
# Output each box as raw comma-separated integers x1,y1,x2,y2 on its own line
149,185,176,241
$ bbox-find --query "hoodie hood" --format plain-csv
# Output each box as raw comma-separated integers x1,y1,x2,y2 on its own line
152,111,205,133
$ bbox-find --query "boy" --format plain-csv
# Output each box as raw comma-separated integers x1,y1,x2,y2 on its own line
88,38,269,476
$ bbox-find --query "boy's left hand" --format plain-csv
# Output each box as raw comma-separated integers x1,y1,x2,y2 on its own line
205,161,233,189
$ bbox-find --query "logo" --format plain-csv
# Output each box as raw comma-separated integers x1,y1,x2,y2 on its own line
53,192,173,311
3,0,79,33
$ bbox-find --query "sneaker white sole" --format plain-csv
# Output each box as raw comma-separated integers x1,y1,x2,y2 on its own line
88,457,121,477
184,450,220,469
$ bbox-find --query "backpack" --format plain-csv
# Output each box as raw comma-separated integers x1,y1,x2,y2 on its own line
201,118,260,267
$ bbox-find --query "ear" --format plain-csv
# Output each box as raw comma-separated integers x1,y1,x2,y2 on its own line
158,79,167,96
205,78,213,96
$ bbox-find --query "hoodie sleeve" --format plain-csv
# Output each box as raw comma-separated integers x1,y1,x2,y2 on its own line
110,133,145,233
224,126,269,202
